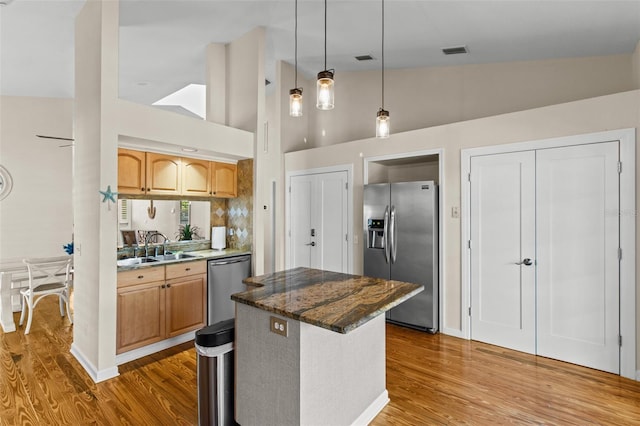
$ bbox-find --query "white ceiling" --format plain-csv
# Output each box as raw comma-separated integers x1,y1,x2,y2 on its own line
2,0,640,107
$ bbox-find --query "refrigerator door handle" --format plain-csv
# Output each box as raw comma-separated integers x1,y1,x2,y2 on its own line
390,205,397,263
383,206,390,264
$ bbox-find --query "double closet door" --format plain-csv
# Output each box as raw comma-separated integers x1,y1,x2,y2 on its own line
470,141,620,374
289,171,349,273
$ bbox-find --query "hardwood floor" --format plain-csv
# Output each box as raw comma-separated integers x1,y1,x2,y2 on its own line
2,298,640,425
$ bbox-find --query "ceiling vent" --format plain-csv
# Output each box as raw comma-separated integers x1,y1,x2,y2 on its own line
355,55,374,61
442,46,468,55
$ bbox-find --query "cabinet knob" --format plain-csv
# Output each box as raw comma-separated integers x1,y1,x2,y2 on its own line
185,268,191,271
141,187,144,191
166,283,171,288
161,284,166,288
138,275,144,279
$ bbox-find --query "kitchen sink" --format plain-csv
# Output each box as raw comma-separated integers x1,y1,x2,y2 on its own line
153,253,199,261
117,257,159,267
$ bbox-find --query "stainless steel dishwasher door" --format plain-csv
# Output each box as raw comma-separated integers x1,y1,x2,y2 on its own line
207,255,251,325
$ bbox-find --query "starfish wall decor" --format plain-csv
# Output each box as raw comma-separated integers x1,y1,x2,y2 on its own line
99,185,118,210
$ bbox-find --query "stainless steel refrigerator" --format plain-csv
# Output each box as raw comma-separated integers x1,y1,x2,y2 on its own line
363,181,438,332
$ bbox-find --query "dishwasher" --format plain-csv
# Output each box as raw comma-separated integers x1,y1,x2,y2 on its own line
207,254,251,325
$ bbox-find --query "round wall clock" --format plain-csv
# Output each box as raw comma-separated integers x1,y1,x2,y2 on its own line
0,165,13,201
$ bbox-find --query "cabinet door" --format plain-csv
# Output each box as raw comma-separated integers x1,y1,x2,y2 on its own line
146,152,182,195
117,281,166,354
211,162,237,198
181,158,211,196
118,148,146,194
165,274,206,337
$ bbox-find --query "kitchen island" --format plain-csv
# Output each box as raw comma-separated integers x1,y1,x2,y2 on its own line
231,267,422,426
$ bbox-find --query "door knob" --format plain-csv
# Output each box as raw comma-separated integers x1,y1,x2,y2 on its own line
516,258,533,266
305,242,316,247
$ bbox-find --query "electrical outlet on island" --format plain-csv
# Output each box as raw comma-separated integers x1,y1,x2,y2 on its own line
270,316,288,337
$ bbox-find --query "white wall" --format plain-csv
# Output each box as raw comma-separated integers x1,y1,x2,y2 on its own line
224,27,266,274
284,90,640,354
287,54,634,151
72,0,120,381
0,96,73,261
633,41,640,89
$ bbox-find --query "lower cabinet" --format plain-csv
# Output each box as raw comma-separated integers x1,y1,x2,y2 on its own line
117,260,207,354
166,272,207,337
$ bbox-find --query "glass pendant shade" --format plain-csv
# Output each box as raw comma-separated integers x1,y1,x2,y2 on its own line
316,70,334,110
376,109,390,138
289,88,303,117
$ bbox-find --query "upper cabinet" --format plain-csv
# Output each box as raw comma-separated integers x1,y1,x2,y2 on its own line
118,148,146,195
146,152,181,195
182,158,211,196
118,148,238,198
211,162,237,198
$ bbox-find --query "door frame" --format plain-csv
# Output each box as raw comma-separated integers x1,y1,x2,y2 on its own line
286,164,354,273
364,148,445,336
461,128,636,380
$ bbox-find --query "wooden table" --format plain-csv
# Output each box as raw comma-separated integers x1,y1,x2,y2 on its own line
232,267,423,426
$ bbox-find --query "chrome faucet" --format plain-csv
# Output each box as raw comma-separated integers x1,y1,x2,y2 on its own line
145,232,169,257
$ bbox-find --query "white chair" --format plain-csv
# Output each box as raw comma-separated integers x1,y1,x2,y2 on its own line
20,256,73,334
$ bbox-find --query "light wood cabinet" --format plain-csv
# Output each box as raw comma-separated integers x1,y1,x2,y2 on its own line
181,158,211,196
211,162,237,198
118,148,146,195
146,152,182,195
165,261,207,337
117,148,238,198
166,275,206,337
117,260,207,354
117,271,165,354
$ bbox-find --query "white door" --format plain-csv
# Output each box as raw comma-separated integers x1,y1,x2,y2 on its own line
536,142,620,373
290,175,314,269
289,171,348,273
469,142,620,374
470,151,536,353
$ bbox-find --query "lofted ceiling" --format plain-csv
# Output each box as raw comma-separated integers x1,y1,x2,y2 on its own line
2,0,640,109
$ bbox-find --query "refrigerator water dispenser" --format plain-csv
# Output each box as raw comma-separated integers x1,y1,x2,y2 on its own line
367,219,386,249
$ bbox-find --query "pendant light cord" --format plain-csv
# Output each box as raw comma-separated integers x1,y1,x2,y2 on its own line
324,0,327,71
295,0,298,88
381,0,385,109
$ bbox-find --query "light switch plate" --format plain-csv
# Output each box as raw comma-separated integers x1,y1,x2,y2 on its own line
270,316,288,337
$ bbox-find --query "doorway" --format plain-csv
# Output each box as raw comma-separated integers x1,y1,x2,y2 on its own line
462,129,636,379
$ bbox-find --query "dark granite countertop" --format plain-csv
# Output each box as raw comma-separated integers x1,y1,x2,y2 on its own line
232,267,423,334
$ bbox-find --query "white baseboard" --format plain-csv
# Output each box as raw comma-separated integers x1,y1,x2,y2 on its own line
115,331,196,366
351,390,389,426
70,343,119,383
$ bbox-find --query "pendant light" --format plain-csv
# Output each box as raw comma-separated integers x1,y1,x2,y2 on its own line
289,0,303,117
376,0,390,138
316,0,334,110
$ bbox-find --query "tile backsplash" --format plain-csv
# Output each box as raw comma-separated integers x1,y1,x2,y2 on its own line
227,159,253,251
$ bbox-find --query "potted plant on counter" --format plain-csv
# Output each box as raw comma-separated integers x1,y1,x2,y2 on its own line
177,224,201,241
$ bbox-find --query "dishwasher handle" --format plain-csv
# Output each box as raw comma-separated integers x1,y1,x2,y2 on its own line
209,257,250,266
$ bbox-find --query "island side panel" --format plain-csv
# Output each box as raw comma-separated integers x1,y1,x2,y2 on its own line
235,303,301,426
299,314,388,425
